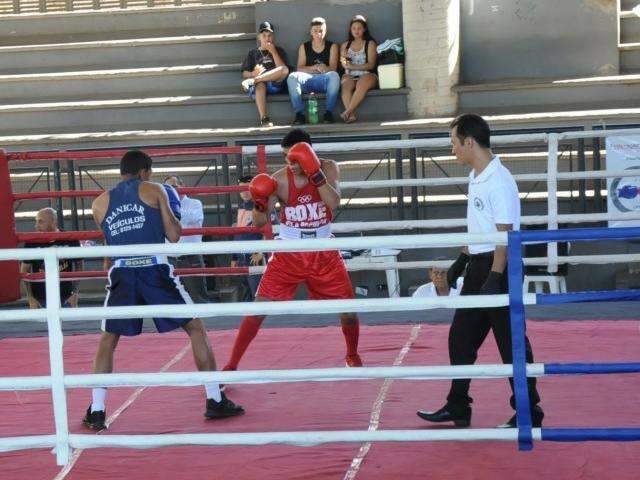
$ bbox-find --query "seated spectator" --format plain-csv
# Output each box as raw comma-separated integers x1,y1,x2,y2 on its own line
339,15,379,123
287,17,340,125
21,207,83,308
412,259,463,298
164,175,211,303
241,21,290,127
231,175,267,301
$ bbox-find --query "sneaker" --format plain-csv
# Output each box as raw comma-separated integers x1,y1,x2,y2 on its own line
322,111,334,124
345,353,363,367
498,406,544,428
204,393,245,419
241,78,255,92
293,112,306,125
260,116,273,127
83,406,106,431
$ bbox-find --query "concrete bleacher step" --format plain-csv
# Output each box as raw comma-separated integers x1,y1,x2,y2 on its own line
0,2,256,45
0,33,254,74
456,74,640,114
1,105,638,151
0,88,409,135
620,10,640,44
0,64,242,103
619,43,640,72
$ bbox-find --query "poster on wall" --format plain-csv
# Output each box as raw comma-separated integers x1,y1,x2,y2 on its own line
605,136,640,227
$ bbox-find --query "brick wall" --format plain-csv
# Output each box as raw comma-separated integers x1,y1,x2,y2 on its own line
402,0,460,117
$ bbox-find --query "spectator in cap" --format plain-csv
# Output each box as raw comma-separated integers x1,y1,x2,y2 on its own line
241,21,290,127
287,17,340,125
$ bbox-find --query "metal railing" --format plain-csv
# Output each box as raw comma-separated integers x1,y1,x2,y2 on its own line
241,127,640,272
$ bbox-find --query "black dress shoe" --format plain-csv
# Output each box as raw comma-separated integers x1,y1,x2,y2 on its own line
498,406,544,428
416,405,471,427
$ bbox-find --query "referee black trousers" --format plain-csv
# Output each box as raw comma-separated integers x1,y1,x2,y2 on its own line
446,253,541,412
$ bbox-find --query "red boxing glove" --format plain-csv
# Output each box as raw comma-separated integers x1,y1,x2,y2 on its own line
288,142,326,187
249,173,277,212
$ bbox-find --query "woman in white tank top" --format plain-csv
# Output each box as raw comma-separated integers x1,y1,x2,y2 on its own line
339,15,378,123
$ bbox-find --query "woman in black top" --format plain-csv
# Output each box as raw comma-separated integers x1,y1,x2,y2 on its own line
340,15,378,123
286,17,340,125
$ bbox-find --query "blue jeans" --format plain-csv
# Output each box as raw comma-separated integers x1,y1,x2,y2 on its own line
247,81,285,100
287,71,340,114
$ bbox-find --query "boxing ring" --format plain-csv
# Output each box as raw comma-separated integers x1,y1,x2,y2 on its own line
0,227,639,464
0,134,639,479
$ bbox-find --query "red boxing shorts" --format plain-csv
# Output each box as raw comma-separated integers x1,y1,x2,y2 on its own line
256,250,355,301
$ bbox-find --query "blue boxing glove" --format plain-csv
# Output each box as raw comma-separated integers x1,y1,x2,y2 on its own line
162,184,182,221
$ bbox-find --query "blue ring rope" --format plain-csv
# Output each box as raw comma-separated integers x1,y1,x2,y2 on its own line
519,227,640,243
544,362,640,375
537,289,640,305
542,428,640,442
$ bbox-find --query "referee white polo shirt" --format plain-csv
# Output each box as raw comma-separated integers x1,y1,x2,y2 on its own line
467,155,520,254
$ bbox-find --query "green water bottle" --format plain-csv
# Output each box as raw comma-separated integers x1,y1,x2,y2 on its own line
307,93,319,125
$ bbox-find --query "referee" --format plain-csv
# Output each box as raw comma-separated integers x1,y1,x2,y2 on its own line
417,114,543,428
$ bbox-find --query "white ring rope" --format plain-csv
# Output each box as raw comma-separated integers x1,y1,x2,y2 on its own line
0,363,548,391
21,252,640,284
0,293,528,323
0,232,507,262
0,429,541,455
326,212,640,233
340,169,640,190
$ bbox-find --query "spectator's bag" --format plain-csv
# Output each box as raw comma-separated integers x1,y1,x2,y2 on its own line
376,38,404,65
377,49,404,65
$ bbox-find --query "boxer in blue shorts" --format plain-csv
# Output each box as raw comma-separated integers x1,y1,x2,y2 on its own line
83,150,243,431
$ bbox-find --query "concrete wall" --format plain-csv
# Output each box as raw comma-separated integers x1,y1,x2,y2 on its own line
460,0,619,83
254,0,403,69
402,0,460,117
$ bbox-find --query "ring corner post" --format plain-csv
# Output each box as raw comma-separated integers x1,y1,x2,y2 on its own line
0,148,21,303
257,144,267,175
507,230,533,451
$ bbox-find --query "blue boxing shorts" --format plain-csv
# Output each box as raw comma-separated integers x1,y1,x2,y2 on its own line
102,256,193,336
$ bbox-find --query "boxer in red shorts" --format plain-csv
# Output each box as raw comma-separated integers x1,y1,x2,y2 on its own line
223,128,362,371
